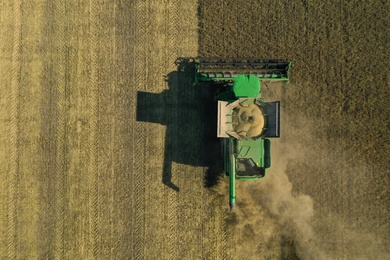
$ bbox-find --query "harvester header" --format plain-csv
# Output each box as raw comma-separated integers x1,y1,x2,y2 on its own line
195,57,291,84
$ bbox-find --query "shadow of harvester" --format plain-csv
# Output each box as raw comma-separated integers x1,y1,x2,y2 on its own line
136,58,223,192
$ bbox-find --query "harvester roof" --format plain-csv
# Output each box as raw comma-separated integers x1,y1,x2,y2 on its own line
232,75,260,98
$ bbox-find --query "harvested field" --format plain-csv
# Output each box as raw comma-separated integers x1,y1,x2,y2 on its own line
0,0,389,259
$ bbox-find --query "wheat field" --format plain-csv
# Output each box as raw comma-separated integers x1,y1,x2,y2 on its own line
0,1,389,259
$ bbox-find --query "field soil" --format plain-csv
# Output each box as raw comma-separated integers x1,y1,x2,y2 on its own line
0,0,389,259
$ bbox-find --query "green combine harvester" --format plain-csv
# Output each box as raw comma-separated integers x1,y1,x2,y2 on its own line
195,58,291,210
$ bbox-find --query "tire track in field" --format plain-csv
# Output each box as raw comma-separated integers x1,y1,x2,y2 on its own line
38,1,68,258
7,0,21,258
109,1,117,258
52,1,68,258
88,1,101,258
166,2,181,259
132,2,146,259
220,208,229,260
109,2,136,258
140,2,164,257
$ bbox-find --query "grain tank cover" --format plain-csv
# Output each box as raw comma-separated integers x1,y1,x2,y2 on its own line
233,75,260,98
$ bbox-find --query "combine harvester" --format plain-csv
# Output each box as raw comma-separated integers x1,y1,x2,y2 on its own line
195,58,291,210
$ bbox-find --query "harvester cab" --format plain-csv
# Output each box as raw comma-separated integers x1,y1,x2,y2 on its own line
194,58,291,210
